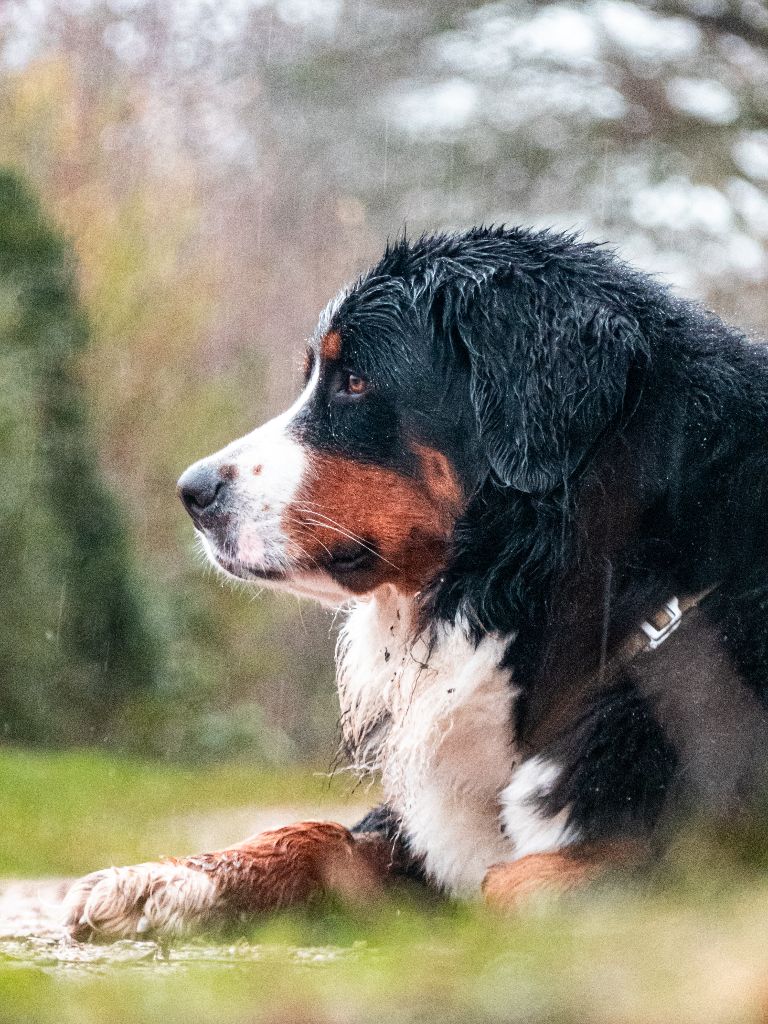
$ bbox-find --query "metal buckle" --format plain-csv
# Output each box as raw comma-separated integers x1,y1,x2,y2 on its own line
640,597,682,650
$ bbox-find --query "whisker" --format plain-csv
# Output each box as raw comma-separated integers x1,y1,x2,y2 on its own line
279,513,335,561
294,504,372,546
297,514,401,570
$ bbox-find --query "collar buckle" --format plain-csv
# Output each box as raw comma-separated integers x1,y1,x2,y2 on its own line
640,597,682,650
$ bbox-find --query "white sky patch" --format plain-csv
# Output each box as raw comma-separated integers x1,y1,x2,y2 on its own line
625,177,767,285
198,98,256,164
733,132,768,182
103,19,148,65
631,178,733,234
665,77,739,125
106,0,145,13
437,5,597,75
721,233,767,279
692,234,767,283
0,0,48,68
597,1,700,58
502,6,598,64
486,76,626,131
437,22,520,76
623,238,698,293
391,78,479,135
727,177,768,238
276,0,340,29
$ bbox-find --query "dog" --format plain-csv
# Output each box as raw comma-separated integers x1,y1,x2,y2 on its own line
64,225,768,939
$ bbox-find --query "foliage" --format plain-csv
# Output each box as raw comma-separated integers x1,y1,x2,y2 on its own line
0,169,159,743
0,747,354,875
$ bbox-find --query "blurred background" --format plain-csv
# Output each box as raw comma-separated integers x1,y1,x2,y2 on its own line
2,0,768,767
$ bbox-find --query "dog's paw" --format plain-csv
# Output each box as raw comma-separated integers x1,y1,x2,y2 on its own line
61,861,221,941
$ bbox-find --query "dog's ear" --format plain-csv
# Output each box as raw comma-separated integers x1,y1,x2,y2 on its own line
438,282,646,492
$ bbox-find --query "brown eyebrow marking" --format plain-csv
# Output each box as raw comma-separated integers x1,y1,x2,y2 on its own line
320,330,342,362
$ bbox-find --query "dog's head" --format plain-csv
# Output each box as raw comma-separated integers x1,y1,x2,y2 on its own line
178,230,645,604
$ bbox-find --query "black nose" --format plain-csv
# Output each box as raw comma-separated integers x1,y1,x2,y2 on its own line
177,463,224,519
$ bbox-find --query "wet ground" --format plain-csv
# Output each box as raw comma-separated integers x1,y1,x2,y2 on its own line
0,804,366,972
0,877,356,971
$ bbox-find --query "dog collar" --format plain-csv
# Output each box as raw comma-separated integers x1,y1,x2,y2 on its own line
598,584,719,683
520,583,720,752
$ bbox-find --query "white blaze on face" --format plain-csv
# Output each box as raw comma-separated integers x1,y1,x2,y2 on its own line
188,360,320,577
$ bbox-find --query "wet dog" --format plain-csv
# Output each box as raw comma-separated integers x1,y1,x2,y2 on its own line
65,227,768,937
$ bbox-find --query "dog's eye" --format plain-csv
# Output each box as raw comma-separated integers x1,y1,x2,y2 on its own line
335,371,369,399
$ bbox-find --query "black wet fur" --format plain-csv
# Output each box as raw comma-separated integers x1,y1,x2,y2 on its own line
314,226,768,850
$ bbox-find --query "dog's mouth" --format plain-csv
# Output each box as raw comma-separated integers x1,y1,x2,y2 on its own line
324,542,379,577
205,547,281,582
204,534,379,585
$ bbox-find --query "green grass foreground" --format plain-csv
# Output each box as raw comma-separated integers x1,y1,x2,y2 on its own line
1,747,768,1024
0,746,352,876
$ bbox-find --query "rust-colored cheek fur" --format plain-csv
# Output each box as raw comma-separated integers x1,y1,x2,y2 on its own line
181,822,389,914
284,446,464,593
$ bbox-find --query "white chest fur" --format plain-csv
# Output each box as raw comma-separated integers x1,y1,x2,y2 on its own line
337,589,521,893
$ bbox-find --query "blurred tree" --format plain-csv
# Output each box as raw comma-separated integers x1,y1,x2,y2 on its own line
0,57,340,764
0,168,159,743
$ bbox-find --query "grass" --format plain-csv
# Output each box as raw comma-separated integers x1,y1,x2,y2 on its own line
4,887,768,1024
1,746,768,1023
0,746,359,876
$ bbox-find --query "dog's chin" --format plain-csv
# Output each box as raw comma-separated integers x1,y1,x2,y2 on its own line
198,535,355,608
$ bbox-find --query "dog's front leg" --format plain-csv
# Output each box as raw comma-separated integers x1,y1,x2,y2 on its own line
63,820,393,941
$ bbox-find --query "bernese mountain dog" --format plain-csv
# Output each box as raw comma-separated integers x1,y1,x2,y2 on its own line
64,226,768,939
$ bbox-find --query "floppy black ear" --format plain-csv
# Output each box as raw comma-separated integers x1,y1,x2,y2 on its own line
440,281,646,493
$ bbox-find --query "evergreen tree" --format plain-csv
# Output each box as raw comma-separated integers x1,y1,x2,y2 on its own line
0,169,158,743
